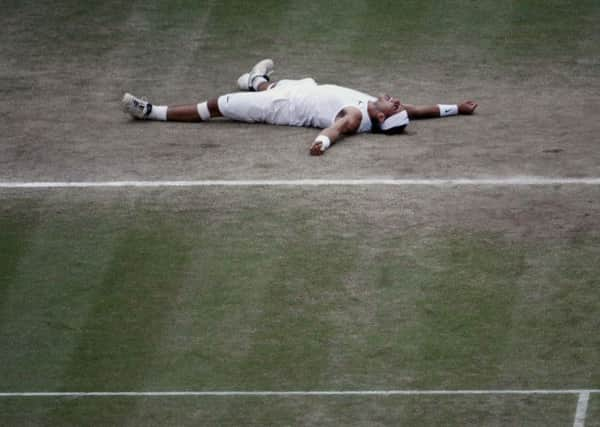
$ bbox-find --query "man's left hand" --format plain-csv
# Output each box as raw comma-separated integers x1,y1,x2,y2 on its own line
310,142,325,156
459,101,478,115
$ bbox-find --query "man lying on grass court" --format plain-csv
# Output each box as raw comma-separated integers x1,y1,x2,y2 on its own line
122,59,478,156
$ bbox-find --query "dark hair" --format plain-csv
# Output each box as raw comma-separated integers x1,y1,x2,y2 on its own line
383,124,407,135
371,117,383,133
371,117,406,135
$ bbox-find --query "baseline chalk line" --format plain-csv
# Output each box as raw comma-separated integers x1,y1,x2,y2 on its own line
1,389,599,397
574,391,591,427
2,177,600,188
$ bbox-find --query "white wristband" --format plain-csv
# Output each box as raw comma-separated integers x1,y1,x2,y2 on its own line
438,104,458,117
315,135,331,151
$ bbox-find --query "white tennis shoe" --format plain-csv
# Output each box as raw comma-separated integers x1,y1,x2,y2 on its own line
121,93,151,119
236,58,274,91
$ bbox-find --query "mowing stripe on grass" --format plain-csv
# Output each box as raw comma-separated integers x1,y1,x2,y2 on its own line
1,389,598,397
573,391,590,427
2,177,600,188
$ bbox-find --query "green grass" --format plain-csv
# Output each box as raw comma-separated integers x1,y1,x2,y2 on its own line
589,396,600,427
1,189,598,425
2,0,598,81
1,190,598,408
0,395,578,426
1,0,599,424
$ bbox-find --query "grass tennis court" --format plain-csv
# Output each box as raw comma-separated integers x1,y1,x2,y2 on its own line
1,0,599,425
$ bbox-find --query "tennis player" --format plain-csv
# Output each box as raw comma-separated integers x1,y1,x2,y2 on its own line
122,59,477,155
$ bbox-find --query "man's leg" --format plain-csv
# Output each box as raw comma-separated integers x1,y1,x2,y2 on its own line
166,99,222,122
237,59,274,91
237,59,318,92
122,89,283,124
122,93,222,122
255,78,318,92
254,81,274,91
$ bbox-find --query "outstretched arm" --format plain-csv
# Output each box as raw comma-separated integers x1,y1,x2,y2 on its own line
310,108,362,156
403,100,478,119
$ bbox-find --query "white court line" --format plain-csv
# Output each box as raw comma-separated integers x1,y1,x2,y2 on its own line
574,391,591,427
2,177,600,188
1,389,599,397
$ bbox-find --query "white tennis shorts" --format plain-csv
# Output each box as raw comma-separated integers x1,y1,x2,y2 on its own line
217,78,317,125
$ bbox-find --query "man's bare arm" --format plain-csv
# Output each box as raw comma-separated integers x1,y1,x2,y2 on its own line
403,100,478,119
310,107,362,156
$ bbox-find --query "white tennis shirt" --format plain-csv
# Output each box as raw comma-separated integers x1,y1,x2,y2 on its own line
287,82,376,132
218,79,376,133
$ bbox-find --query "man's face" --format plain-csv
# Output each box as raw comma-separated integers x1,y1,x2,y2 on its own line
375,94,405,118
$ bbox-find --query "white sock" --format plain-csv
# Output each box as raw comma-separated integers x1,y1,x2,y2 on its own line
251,76,267,91
147,105,168,121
